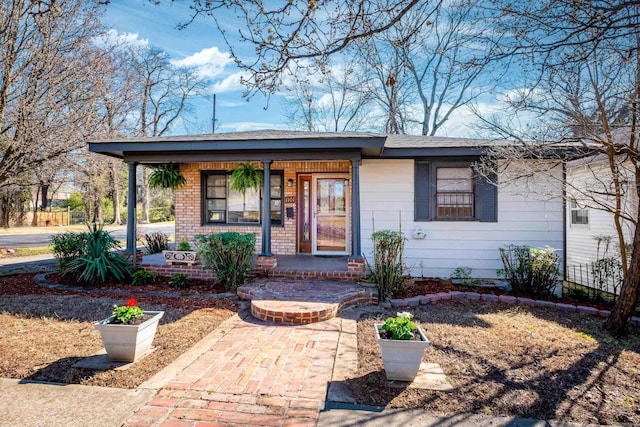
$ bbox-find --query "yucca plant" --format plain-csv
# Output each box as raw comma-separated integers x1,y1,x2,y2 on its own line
63,223,131,285
148,164,186,190
229,162,263,211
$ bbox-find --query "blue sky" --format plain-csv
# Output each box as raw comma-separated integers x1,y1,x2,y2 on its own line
102,0,291,134
101,1,509,137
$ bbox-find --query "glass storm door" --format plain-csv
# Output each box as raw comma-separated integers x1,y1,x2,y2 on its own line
312,175,349,254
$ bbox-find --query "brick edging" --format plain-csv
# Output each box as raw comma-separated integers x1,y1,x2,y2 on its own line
387,291,640,326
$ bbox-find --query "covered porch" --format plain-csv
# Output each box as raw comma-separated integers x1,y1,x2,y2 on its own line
88,130,387,273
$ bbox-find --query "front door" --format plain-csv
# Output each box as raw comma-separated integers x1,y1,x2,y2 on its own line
312,175,349,255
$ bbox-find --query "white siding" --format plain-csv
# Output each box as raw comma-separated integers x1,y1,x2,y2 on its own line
566,159,636,266
360,159,564,279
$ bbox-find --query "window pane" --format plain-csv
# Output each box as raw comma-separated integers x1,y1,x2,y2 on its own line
207,210,225,222
571,209,588,224
437,168,473,191
207,199,225,211
228,188,259,212
207,175,226,187
207,186,226,198
270,175,282,198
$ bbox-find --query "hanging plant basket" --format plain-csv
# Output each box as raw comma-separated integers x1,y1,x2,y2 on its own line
149,164,186,190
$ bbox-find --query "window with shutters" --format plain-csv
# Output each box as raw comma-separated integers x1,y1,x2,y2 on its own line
414,159,497,222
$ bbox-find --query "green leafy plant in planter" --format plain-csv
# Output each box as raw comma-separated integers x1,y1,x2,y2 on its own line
148,164,186,190
380,312,418,340
229,162,263,212
177,239,191,251
111,298,144,324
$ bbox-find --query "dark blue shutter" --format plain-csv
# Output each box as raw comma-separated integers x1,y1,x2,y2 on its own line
476,169,497,222
414,161,431,221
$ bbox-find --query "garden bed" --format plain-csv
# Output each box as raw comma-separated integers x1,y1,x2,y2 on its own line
0,273,238,388
351,301,640,425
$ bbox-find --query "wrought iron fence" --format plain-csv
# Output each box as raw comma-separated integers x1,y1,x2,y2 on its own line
564,258,624,304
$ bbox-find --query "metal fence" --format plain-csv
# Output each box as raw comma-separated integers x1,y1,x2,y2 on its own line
564,258,624,303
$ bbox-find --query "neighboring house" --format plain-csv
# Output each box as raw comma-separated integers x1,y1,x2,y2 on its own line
565,154,637,267
89,130,564,279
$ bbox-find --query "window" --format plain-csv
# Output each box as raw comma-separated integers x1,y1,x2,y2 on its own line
202,171,283,226
414,160,497,222
436,167,474,219
570,199,589,225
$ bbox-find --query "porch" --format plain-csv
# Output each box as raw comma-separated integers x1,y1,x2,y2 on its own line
139,253,367,281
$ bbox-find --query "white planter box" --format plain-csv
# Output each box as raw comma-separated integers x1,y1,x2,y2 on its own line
375,323,430,381
95,311,164,362
162,250,198,266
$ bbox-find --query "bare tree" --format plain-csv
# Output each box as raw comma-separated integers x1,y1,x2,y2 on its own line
476,1,640,335
124,45,206,222
284,63,375,132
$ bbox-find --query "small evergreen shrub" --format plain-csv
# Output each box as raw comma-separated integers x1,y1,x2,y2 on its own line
196,232,256,292
51,231,87,270
63,223,131,285
498,244,560,297
171,273,189,289
367,230,407,302
131,270,156,286
451,266,482,287
142,231,169,254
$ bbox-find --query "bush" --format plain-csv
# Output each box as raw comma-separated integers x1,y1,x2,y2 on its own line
142,231,169,254
63,223,131,285
367,230,407,302
51,231,87,270
171,273,189,289
196,232,256,292
498,244,560,296
131,270,156,286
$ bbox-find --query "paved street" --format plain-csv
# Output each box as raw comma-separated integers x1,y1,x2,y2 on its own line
0,223,174,248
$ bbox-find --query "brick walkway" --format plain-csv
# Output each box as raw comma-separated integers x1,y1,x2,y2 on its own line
124,313,343,427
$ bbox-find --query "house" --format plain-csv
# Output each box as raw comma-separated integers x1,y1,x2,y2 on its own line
565,155,637,267
89,130,565,279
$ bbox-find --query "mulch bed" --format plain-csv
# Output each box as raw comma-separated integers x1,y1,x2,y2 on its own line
352,302,640,425
0,272,239,388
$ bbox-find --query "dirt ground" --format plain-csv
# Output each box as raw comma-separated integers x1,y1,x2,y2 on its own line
0,273,238,388
352,301,640,425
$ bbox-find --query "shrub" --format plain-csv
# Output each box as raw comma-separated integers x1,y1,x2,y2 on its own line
131,270,156,286
591,256,623,295
367,230,407,302
51,231,87,270
171,273,189,289
451,266,482,287
196,232,256,292
63,223,131,285
142,231,169,254
498,244,560,296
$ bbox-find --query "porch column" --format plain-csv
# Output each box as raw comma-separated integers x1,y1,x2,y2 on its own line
351,160,362,259
260,159,272,256
126,161,138,268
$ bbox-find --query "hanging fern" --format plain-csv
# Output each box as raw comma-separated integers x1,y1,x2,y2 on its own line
229,162,264,211
148,164,186,190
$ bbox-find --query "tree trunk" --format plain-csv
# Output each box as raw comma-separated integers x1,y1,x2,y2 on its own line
605,206,640,335
31,185,40,226
141,168,150,223
40,184,49,211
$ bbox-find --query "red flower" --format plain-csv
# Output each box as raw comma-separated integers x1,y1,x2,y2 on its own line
124,298,137,307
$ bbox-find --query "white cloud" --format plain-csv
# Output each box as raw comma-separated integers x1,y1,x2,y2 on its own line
211,71,247,93
171,46,232,79
98,29,149,49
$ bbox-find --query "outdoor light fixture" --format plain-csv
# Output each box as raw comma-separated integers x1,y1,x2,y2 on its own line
287,178,294,187
344,179,349,186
